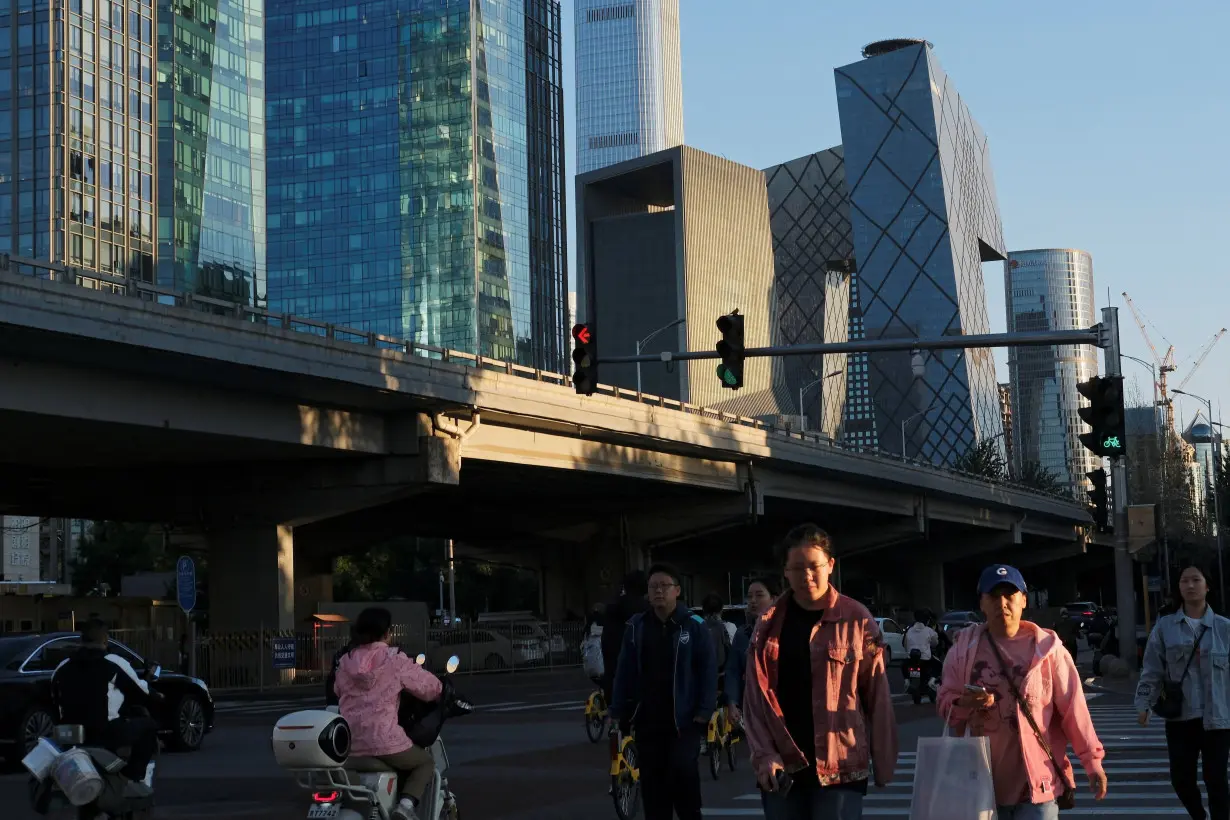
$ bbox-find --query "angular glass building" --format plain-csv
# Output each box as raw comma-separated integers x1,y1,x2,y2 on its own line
1004,249,1099,495
835,39,1006,465
764,147,855,439
265,0,568,371
574,0,683,175
0,0,265,306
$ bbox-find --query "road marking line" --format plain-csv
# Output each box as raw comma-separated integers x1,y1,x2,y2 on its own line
485,700,584,713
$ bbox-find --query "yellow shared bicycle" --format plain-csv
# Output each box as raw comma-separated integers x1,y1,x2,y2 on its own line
609,726,640,820
704,703,741,780
585,686,609,743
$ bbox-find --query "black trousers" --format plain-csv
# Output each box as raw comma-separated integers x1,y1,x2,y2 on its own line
1165,718,1230,820
636,723,703,820
106,717,159,783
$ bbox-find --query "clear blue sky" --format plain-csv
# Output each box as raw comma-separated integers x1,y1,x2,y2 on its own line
559,0,1229,422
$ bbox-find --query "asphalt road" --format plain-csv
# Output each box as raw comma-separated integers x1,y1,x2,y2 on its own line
4,668,1172,820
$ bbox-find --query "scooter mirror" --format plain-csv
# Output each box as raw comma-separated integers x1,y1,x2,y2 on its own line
446,656,460,674
147,664,161,681
415,654,426,666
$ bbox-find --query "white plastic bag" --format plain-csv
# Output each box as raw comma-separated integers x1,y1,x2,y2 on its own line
909,726,997,820
581,635,604,678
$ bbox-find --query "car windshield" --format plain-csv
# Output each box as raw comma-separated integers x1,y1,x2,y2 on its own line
0,635,42,668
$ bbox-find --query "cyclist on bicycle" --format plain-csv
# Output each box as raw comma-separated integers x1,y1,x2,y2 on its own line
701,594,732,708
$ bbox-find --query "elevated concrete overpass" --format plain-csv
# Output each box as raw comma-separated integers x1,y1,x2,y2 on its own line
0,270,1098,625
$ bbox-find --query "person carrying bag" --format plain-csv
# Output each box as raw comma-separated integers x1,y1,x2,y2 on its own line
937,564,1107,820
1151,624,1207,720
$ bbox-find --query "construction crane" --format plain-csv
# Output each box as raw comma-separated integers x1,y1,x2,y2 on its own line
1121,292,1226,438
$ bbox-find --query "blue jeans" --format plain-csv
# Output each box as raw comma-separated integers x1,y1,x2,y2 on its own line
997,801,1059,820
761,787,864,820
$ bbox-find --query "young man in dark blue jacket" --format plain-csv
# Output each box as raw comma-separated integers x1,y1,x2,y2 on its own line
611,563,717,820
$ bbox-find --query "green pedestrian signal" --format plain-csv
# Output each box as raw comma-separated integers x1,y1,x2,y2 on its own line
716,363,739,386
715,312,745,390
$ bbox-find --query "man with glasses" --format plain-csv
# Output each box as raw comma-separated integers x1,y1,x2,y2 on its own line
611,563,717,820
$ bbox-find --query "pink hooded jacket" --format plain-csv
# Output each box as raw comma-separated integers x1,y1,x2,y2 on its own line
937,622,1105,805
335,643,443,757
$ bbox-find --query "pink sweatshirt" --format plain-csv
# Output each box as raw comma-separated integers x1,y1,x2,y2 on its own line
335,643,443,757
937,622,1104,806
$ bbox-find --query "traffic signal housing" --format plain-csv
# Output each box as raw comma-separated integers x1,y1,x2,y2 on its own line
1086,468,1111,533
571,323,597,395
1077,376,1126,458
715,312,745,390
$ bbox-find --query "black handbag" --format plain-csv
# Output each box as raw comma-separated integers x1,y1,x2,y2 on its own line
984,633,1076,811
1153,624,1207,720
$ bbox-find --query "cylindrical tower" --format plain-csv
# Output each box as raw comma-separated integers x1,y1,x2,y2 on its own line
1004,249,1099,495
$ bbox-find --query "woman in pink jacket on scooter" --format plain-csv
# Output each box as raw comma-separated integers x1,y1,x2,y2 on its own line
335,607,443,820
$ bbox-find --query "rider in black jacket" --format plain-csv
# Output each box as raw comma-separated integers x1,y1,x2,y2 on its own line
51,619,160,787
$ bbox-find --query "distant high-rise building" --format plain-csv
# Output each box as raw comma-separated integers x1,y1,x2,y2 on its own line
0,0,266,305
574,0,683,175
835,39,1006,465
764,147,855,440
1004,249,1099,495
266,0,569,372
577,146,783,417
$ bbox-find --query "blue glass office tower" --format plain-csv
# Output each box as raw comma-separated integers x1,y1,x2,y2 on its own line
835,39,1006,465
265,0,568,371
0,0,264,305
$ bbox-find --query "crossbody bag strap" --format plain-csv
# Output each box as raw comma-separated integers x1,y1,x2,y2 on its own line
1175,624,1209,685
983,632,1070,789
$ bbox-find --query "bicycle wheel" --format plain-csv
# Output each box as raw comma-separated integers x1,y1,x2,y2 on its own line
726,737,738,772
585,710,604,743
707,742,721,780
611,742,641,820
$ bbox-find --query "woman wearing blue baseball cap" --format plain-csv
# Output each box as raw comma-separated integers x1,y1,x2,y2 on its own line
937,563,1108,819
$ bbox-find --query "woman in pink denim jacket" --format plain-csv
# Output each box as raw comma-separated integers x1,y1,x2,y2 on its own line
335,607,443,820
937,564,1108,820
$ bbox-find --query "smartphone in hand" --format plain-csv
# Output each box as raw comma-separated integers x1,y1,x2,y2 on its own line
774,770,793,797
964,684,988,694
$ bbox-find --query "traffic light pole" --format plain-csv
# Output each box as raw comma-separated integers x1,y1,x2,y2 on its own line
596,327,1104,364
1103,306,1138,673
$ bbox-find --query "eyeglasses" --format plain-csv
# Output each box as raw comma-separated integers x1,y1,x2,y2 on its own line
784,564,829,576
648,582,679,592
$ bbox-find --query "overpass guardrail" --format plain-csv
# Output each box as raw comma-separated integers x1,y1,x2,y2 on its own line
2,256,1072,504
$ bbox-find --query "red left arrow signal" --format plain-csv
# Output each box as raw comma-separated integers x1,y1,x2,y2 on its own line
572,324,592,345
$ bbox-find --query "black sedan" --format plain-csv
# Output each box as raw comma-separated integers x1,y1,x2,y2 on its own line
0,632,214,762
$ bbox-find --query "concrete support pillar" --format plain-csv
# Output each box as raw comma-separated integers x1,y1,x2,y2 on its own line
208,525,295,633
909,562,946,615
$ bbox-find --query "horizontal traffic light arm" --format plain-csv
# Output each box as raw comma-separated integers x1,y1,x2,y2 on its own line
596,327,1105,365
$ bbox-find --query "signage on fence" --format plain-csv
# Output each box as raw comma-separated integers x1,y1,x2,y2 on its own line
271,637,296,670
1147,575,1162,593
176,556,197,614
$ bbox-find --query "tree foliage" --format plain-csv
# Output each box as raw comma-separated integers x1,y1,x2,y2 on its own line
332,536,540,618
71,522,168,597
953,439,1007,481
1017,461,1070,496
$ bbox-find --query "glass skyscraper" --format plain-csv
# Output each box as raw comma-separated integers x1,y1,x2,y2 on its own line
835,39,1006,465
0,0,265,305
1005,249,1099,495
574,0,682,175
266,0,568,371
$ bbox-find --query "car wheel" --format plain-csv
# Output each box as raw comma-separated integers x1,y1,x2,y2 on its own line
884,647,892,665
168,694,206,752
19,707,56,756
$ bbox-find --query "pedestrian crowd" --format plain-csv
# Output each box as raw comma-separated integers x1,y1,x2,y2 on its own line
594,522,1230,820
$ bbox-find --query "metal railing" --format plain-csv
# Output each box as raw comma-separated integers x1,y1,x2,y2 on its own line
1,255,1073,503
110,619,588,692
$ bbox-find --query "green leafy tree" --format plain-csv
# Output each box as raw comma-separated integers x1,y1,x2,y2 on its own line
1017,461,1070,496
953,439,1007,481
71,522,168,597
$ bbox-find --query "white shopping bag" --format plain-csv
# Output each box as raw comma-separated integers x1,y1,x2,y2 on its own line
909,722,998,820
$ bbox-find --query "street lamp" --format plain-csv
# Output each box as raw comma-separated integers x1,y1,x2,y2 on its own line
636,318,686,394
1174,389,1225,605
798,370,844,432
901,411,926,460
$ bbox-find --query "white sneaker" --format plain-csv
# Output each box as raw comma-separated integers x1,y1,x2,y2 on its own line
391,798,420,820
143,762,156,788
